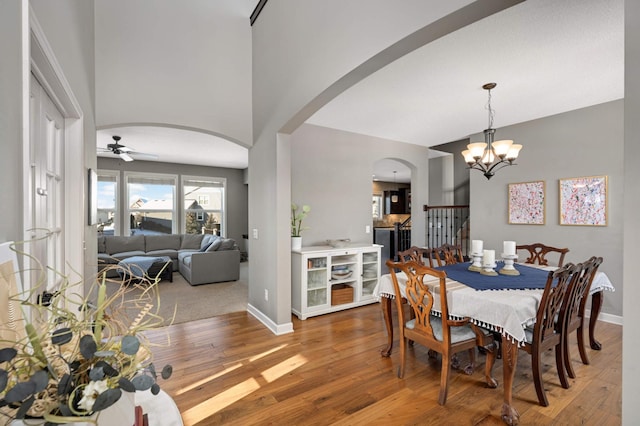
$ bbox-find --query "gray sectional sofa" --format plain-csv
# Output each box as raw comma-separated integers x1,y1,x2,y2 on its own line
97,233,240,285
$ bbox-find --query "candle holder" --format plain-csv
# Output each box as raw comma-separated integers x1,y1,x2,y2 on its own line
480,261,498,276
468,252,483,272
499,254,520,275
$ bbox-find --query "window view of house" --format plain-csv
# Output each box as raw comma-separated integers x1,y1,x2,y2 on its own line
126,173,177,235
183,176,225,235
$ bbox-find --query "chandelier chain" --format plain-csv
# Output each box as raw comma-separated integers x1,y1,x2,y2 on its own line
486,88,495,129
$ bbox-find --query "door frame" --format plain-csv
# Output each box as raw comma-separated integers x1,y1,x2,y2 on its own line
23,7,85,295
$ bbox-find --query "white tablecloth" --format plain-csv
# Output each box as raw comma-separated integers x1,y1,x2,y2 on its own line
373,267,614,344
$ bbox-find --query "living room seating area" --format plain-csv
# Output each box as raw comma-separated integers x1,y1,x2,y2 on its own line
98,233,240,285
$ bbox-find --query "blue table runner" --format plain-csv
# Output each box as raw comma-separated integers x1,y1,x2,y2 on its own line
436,262,552,291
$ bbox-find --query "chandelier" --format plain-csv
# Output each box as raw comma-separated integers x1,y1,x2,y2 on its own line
461,83,522,180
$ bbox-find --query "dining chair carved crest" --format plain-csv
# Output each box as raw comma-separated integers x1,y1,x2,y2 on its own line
516,243,569,267
386,259,498,405
432,243,464,267
397,246,435,267
521,263,577,407
559,256,603,381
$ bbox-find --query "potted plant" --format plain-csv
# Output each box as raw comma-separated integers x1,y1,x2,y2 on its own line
291,203,310,250
0,243,172,425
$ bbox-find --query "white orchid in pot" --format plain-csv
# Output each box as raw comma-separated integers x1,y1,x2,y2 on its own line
291,204,310,250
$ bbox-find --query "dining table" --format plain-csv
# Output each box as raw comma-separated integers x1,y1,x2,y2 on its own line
373,261,615,425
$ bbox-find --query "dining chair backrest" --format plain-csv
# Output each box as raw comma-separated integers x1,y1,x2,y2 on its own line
522,262,577,407
533,264,576,344
516,243,569,267
397,246,435,267
558,256,603,378
387,260,448,342
433,244,464,267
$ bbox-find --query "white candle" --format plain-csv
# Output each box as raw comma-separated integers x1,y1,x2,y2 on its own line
472,240,483,255
503,241,516,255
483,249,495,265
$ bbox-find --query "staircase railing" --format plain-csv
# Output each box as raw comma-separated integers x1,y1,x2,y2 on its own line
424,205,470,259
392,216,412,260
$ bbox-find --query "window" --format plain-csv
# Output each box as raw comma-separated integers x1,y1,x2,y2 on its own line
183,176,225,235
372,195,383,219
125,173,177,235
97,171,119,235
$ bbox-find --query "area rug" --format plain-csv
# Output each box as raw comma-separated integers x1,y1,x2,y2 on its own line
101,262,248,326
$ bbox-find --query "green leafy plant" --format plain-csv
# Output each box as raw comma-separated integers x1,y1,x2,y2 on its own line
0,247,173,424
291,204,311,237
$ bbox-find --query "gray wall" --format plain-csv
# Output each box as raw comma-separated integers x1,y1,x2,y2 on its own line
97,158,248,244
623,1,640,422
470,100,623,317
0,0,23,243
291,124,430,248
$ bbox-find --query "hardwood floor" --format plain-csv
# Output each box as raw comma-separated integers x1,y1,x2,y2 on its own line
144,303,621,425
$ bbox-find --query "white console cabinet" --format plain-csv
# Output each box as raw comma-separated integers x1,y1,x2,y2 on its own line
291,244,381,320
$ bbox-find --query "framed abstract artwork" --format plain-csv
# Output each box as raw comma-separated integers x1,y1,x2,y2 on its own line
508,180,545,225
559,175,608,226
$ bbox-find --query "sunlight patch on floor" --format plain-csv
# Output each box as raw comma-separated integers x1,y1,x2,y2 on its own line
175,362,243,396
179,353,308,424
249,343,287,362
261,354,307,383
181,377,261,425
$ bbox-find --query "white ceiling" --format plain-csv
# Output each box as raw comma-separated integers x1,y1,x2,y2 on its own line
97,0,623,183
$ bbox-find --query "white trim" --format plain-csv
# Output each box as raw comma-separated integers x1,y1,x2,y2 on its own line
247,303,294,335
27,7,85,298
585,311,622,327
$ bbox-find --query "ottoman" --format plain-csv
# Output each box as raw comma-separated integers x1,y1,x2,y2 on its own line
117,256,173,283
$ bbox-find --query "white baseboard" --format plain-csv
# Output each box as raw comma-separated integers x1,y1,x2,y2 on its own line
247,303,294,335
586,311,622,326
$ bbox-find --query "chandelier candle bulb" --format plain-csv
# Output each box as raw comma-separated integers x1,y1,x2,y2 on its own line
503,241,516,256
472,239,483,255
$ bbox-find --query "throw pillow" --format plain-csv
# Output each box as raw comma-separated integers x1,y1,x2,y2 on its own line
219,238,236,251
205,239,222,252
199,242,213,252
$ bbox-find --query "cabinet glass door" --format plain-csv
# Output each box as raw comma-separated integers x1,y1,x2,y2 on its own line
361,251,379,299
307,257,327,308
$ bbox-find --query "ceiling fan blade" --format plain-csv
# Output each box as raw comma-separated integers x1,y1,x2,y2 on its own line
119,152,134,162
130,152,159,160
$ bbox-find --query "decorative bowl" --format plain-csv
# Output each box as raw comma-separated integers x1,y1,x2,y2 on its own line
327,239,351,248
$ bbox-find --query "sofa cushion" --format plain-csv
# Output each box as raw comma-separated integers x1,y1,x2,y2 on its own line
200,234,219,250
146,249,179,259
145,234,181,252
110,250,146,261
105,235,145,254
178,251,193,264
219,238,236,250
205,239,222,252
97,236,106,253
181,233,204,250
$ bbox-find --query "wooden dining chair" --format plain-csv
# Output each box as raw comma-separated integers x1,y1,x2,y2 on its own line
559,256,603,380
432,243,464,266
520,263,577,406
386,259,497,405
516,243,569,267
397,246,435,267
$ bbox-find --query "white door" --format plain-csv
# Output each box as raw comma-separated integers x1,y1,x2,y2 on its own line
28,73,65,292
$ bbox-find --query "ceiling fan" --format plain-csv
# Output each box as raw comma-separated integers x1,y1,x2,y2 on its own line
99,135,159,162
